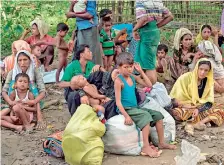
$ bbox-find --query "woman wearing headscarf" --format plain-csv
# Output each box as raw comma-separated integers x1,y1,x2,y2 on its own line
3,40,31,75
161,28,199,92
195,24,219,47
20,18,54,71
2,50,46,130
170,58,224,133
197,40,224,94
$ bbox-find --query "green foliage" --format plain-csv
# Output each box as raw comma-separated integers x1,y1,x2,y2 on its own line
1,1,76,57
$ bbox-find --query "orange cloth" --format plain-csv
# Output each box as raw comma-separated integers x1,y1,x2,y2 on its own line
4,40,31,73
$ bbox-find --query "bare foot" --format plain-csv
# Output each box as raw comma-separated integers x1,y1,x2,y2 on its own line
15,125,23,133
141,146,161,158
149,143,162,153
36,121,46,130
193,123,206,131
205,122,211,128
158,143,177,150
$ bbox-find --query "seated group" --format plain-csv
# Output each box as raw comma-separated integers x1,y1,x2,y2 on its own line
1,21,224,158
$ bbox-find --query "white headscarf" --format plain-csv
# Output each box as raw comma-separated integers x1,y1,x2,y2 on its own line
198,40,224,79
12,50,35,81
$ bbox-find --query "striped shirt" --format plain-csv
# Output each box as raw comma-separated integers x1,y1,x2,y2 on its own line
100,29,116,56
136,0,171,22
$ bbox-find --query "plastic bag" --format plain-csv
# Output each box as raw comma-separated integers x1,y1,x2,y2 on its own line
43,69,64,84
62,104,105,165
140,97,176,141
175,140,201,165
146,82,171,108
102,115,143,155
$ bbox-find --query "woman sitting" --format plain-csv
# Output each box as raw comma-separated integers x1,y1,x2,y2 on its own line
170,28,197,79
20,18,54,71
195,24,219,47
170,58,224,132
197,40,224,94
2,50,46,130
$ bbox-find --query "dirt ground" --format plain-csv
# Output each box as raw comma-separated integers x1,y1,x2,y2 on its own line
1,84,224,165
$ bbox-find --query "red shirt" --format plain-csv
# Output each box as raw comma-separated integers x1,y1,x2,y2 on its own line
25,34,54,52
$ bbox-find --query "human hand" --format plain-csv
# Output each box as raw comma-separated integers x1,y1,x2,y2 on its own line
1,70,6,79
68,40,74,53
111,69,120,81
192,109,199,117
91,65,101,73
133,31,140,40
23,100,36,106
134,63,143,74
24,28,31,35
124,116,133,125
80,95,90,105
102,97,111,104
193,50,204,62
9,100,21,107
212,27,218,36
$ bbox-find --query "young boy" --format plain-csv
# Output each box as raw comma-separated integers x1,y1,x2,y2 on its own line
114,52,176,157
98,9,113,32
1,73,36,132
156,44,175,92
156,44,168,74
55,23,70,83
35,23,70,82
100,19,116,71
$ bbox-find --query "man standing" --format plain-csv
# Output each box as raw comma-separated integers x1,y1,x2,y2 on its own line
66,0,102,65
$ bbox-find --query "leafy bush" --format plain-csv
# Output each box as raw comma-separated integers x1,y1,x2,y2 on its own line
1,1,75,57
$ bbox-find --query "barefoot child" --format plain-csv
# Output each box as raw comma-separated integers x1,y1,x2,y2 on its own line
70,75,109,123
156,44,174,92
1,73,36,132
114,52,176,157
100,19,116,71
34,23,70,82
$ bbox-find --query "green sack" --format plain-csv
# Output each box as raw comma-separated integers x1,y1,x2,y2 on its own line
62,104,106,165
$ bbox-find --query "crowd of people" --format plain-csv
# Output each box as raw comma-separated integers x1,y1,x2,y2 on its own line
1,0,224,159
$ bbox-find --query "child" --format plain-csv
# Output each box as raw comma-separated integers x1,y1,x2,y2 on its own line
35,23,70,82
114,52,176,157
1,73,36,132
99,9,113,32
156,44,171,82
70,75,109,123
72,0,93,24
100,19,117,71
31,45,42,68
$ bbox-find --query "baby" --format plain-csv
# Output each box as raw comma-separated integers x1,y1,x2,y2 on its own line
70,75,110,123
31,45,41,68
72,0,93,24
